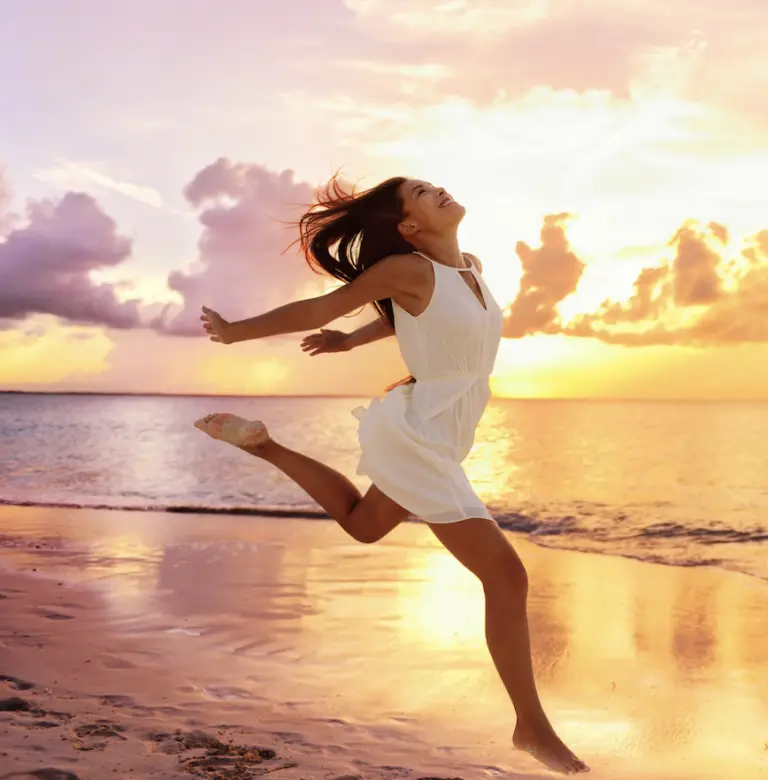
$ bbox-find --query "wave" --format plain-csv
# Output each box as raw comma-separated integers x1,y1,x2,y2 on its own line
0,497,327,519
1,497,766,582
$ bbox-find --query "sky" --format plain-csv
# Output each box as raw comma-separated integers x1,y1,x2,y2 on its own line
2,0,768,400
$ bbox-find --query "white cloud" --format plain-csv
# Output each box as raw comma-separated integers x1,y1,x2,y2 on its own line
34,159,163,208
628,36,708,102
345,0,550,36
335,60,452,81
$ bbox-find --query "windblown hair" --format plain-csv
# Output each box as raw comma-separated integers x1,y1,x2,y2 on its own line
296,174,413,329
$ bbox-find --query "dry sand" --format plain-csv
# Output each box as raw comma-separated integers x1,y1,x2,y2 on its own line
0,505,767,779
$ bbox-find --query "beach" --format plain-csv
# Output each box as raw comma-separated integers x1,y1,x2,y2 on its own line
1,505,766,779
4,0,768,775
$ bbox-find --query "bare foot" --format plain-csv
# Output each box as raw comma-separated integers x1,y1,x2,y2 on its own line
513,721,589,775
194,413,270,451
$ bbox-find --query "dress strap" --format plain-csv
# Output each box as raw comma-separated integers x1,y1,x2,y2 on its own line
412,250,473,271
412,250,436,264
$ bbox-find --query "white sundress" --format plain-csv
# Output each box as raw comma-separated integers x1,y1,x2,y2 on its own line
353,251,503,524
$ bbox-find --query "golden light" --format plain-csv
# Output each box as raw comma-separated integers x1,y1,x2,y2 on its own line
249,357,290,391
90,266,183,306
197,351,291,395
0,318,113,385
397,546,485,648
85,535,161,617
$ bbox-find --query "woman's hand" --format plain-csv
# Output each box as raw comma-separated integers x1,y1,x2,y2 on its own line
201,306,234,344
300,328,350,356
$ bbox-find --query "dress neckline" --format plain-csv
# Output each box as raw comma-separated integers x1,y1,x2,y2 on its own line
413,250,473,272
413,251,487,312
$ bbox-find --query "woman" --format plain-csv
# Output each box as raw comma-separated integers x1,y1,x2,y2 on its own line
194,176,589,775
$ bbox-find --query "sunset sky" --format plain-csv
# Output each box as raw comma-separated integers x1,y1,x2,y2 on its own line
2,0,768,399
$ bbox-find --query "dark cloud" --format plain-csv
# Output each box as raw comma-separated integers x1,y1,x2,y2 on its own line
154,158,321,336
0,187,142,330
502,213,586,337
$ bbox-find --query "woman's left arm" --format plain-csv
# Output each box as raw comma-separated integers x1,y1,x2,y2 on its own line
201,254,413,345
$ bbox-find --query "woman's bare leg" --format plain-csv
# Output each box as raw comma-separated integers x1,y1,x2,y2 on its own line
193,415,584,771
194,413,407,543
429,517,589,775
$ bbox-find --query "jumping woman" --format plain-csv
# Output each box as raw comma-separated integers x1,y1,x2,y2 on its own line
193,176,589,775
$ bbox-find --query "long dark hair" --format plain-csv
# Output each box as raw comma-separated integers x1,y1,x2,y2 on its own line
297,174,413,329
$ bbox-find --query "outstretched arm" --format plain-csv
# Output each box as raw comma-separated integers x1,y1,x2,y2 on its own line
348,318,394,348
202,255,417,345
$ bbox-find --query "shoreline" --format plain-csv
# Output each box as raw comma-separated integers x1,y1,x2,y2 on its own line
1,505,767,779
1,498,766,586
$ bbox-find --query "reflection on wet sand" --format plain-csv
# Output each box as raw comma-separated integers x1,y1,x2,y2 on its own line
1,505,766,779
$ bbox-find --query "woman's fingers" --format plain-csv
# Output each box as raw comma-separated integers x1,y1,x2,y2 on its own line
201,307,223,343
300,332,338,356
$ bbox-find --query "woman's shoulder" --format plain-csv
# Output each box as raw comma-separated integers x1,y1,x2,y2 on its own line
463,252,483,273
354,253,432,297
377,252,432,279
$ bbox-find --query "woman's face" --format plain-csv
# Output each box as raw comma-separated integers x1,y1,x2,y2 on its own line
397,179,465,239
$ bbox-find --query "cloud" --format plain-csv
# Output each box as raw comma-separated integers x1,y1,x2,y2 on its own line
340,0,743,98
561,221,768,346
335,60,452,81
670,221,724,306
154,158,322,336
503,214,586,337
0,186,142,329
35,159,163,208
296,84,712,208
495,215,768,347
0,166,15,234
346,0,549,36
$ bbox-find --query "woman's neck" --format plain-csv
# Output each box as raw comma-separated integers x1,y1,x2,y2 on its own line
413,233,464,268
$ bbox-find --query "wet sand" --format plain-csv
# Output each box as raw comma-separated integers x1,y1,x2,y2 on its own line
0,505,767,779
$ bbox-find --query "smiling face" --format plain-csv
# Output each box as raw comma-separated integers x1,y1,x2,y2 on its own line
397,179,466,241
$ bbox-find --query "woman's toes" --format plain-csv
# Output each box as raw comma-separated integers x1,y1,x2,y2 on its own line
194,413,222,434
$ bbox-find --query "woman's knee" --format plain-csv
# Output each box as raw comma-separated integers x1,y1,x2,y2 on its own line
345,492,404,544
347,520,400,545
481,548,529,598
352,522,387,544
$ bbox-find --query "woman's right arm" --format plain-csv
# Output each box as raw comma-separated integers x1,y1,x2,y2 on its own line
300,318,393,356
348,318,394,348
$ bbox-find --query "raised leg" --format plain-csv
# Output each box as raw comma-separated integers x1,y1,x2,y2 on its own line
428,517,589,775
194,413,407,543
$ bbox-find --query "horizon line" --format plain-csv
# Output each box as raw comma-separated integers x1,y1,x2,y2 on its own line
1,389,767,404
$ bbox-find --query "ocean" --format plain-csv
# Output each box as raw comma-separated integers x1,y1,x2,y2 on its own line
1,392,766,581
